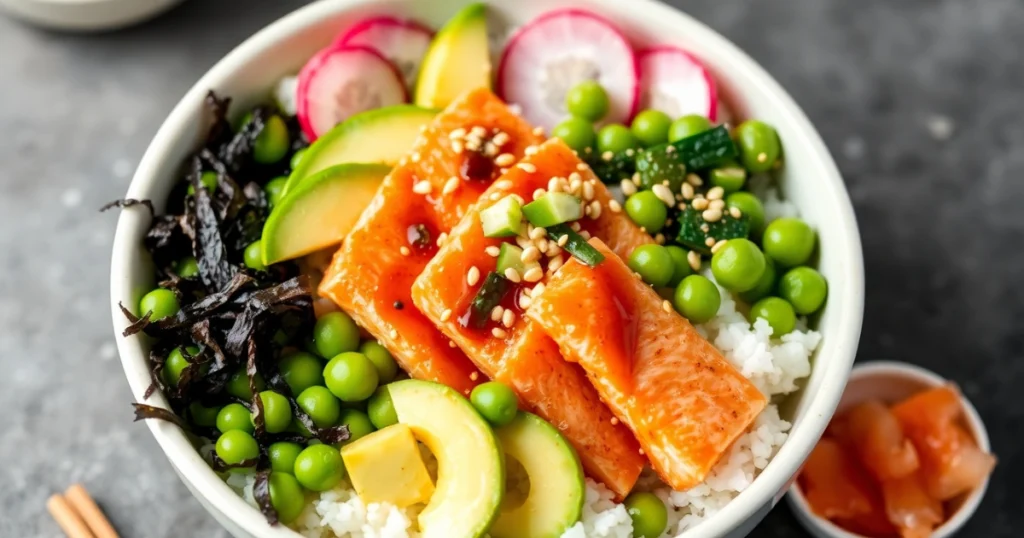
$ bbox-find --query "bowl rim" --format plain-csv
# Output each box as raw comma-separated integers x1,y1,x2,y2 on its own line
109,0,864,536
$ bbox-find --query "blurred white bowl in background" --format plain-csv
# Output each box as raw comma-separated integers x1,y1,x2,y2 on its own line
0,0,181,31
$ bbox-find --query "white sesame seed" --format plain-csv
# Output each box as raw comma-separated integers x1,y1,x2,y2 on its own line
516,235,532,249
533,282,546,297
608,199,622,213
548,256,564,273
700,223,710,233
524,145,538,156
601,150,614,161
576,162,589,172
390,329,398,339
488,192,502,201
702,208,723,222
449,128,467,140
504,268,522,283
611,417,619,425
662,180,671,187
495,153,516,167
440,309,453,322
665,145,675,154
529,227,547,240
442,176,459,195
632,172,642,186
711,239,729,254
486,246,501,257
467,266,481,286
536,237,550,253
532,126,545,137
662,300,672,313
493,132,510,147
523,266,544,283
452,140,464,154
639,448,645,456
692,198,709,210
494,179,513,190
707,186,725,201
483,142,499,157
400,246,411,256
491,305,504,321
546,244,562,257
469,371,479,380
625,148,635,157
681,183,695,200
757,152,767,163
491,327,508,339
709,199,726,211
521,246,540,263
655,233,666,244
729,206,743,219
686,174,703,187
652,184,675,206
410,152,422,163
553,233,568,248
450,341,458,348
582,182,595,201
471,126,487,138
412,180,432,195
570,222,581,232
589,200,602,219
579,230,591,240
518,294,532,309
705,237,717,247
465,139,482,152
547,177,561,192
532,188,546,200
436,232,448,246
687,251,702,271
502,309,516,328
620,180,637,196
517,162,537,173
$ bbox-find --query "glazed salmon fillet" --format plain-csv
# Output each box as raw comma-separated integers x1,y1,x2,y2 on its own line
411,139,648,497
527,238,767,490
318,89,542,395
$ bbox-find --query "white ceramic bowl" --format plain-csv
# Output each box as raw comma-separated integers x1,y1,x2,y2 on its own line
787,361,992,538
109,1,864,536
0,0,181,31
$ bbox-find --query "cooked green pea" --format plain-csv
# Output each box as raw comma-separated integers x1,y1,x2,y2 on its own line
735,120,781,173
324,352,379,402
762,217,816,267
314,312,361,358
665,246,693,287
269,472,305,524
359,341,397,383
668,114,712,142
279,352,325,395
739,256,777,304
566,81,610,122
175,257,199,278
254,114,291,164
188,402,221,428
251,391,293,434
163,345,200,386
225,369,265,401
294,444,345,491
244,241,266,271
216,403,254,434
624,191,668,233
187,171,219,196
265,177,287,208
139,288,179,321
339,409,376,444
367,387,398,429
778,266,828,315
709,165,747,194
268,442,303,474
624,492,668,538
297,386,341,428
597,124,638,154
725,192,766,236
630,110,672,147
552,117,596,153
290,148,308,171
673,275,721,324
470,382,518,427
750,296,797,336
711,238,767,292
215,430,259,467
628,244,675,288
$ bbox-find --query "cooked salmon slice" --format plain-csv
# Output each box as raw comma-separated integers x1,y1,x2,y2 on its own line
410,138,647,497
318,89,543,395
527,238,767,490
840,400,920,481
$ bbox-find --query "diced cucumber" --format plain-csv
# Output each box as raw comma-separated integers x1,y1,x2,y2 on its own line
635,126,738,191
674,205,750,255
481,195,524,238
584,148,637,185
522,193,583,228
496,243,525,275
547,225,605,267
465,272,512,329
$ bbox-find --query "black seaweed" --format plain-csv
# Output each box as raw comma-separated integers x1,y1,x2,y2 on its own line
132,403,188,430
253,470,278,525
100,198,154,215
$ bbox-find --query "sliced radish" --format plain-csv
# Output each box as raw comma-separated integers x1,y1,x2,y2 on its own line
497,9,639,132
334,16,434,91
637,46,718,122
297,45,407,141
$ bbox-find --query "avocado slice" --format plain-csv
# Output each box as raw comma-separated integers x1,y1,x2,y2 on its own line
415,3,490,109
261,163,390,265
490,412,585,538
283,105,436,196
389,379,504,538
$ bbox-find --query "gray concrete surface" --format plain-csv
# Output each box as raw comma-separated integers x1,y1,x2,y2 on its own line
1,0,1020,536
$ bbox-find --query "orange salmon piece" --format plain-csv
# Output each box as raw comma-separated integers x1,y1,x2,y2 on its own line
527,238,767,490
318,89,542,395
799,438,878,521
410,138,647,497
841,400,920,481
880,472,943,538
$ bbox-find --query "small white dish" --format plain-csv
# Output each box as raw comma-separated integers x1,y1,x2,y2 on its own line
787,360,992,538
0,0,181,32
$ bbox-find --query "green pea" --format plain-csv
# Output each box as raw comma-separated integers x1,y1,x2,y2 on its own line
175,257,199,278
188,402,221,428
739,256,777,304
297,386,341,428
268,442,303,474
339,409,376,444
290,148,308,171
225,369,265,401
314,312,361,359
367,387,399,429
709,165,747,194
359,341,397,383
668,114,712,142
596,123,639,154
552,117,596,153
750,296,797,336
324,352,379,402
216,403,254,434
628,244,675,288
624,492,668,538
762,218,816,267
470,382,518,427
735,120,781,173
673,275,721,324
566,81,610,122
778,266,828,315
139,288,179,321
725,192,766,237
251,390,293,434
664,246,693,287
187,171,219,196
624,191,668,233
269,472,306,524
279,351,325,395
294,444,345,491
630,110,672,147
244,241,266,271
254,114,291,165
215,430,259,467
265,177,288,208
711,238,767,292
163,345,201,386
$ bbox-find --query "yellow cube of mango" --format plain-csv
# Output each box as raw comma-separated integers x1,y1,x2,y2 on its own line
340,423,435,507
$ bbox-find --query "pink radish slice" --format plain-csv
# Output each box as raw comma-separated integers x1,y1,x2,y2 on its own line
498,9,639,132
334,16,434,90
297,45,407,141
637,46,718,122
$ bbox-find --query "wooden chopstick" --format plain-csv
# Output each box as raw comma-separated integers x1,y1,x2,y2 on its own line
46,494,95,538
64,484,120,538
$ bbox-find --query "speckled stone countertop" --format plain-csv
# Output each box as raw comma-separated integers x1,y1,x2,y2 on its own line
1,0,1020,536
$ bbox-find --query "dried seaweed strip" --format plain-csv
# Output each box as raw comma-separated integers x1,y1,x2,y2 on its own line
190,157,236,291
203,91,234,152
132,403,188,429
219,107,269,175
253,470,279,525
99,198,154,215
288,398,351,445
119,303,152,337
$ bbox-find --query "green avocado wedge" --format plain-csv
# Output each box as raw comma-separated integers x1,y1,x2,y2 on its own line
283,105,436,196
389,379,504,538
261,163,390,265
414,3,490,109
490,412,585,538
